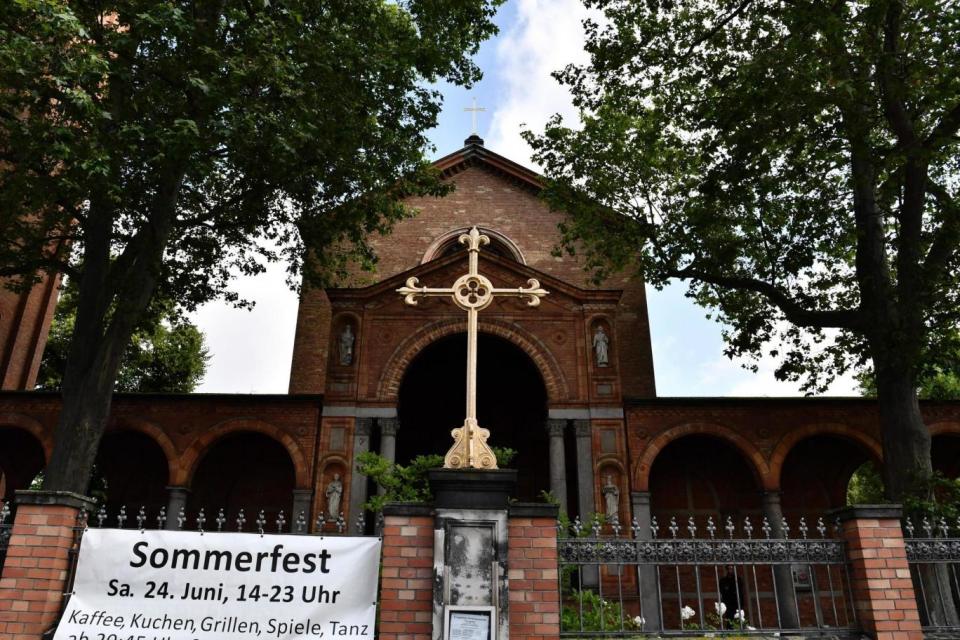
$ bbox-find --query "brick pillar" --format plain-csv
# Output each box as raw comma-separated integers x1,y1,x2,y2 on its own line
834,505,923,640
379,503,434,640
0,490,95,639
508,504,560,640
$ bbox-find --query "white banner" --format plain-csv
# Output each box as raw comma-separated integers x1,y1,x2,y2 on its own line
53,529,381,640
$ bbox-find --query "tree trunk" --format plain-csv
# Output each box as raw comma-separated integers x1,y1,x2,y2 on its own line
42,169,183,495
873,362,931,502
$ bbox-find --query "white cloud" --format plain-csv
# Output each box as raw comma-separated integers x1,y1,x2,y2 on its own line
190,261,298,394
486,0,599,166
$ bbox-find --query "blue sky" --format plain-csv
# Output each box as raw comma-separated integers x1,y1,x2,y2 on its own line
192,0,858,397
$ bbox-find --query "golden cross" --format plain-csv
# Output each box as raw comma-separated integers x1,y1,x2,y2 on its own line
397,227,548,469
464,97,486,135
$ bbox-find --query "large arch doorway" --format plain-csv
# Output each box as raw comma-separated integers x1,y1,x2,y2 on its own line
190,432,295,528
397,332,549,501
0,427,46,501
94,431,169,519
780,435,875,518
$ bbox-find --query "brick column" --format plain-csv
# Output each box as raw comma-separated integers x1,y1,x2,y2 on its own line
834,505,922,640
0,490,95,639
508,504,560,640
379,503,434,640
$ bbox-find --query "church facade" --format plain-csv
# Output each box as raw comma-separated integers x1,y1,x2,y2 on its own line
1,136,960,532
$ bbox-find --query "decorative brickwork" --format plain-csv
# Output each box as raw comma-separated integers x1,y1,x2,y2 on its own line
507,516,560,639
379,513,434,640
835,506,923,640
0,492,94,639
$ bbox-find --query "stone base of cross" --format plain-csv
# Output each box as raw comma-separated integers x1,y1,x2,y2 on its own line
397,227,548,469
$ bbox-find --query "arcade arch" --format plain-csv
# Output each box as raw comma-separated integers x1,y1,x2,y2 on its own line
0,426,46,501
188,431,296,525
777,434,879,518
93,431,169,517
646,434,764,522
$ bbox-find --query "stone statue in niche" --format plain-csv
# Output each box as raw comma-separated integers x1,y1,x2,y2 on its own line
338,324,355,366
325,473,343,521
593,325,610,367
602,474,620,522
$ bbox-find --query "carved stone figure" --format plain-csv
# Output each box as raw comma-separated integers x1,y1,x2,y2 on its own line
593,325,610,367
602,474,620,521
339,324,355,366
325,473,343,521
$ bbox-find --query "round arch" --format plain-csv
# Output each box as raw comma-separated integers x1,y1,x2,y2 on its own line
0,412,52,461
378,317,570,404
421,227,526,265
177,419,310,488
0,423,47,500
769,423,883,489
634,422,771,492
107,418,178,487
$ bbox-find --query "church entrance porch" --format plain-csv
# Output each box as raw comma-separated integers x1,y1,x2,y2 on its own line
397,332,549,501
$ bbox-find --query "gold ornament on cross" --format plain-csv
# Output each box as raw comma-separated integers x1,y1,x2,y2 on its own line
397,227,548,469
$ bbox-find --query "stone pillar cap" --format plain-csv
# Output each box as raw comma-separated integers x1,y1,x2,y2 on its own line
15,490,97,510
829,504,903,522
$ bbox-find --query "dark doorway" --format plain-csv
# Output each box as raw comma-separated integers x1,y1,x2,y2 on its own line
0,427,45,501
397,332,549,501
649,435,762,522
190,432,295,527
94,431,169,518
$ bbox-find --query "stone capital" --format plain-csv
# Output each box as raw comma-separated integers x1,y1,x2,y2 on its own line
354,417,374,437
761,490,782,506
379,417,400,437
573,419,592,437
545,418,567,437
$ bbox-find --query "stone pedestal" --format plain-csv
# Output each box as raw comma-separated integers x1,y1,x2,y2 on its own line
428,469,516,640
164,485,189,530
630,491,661,630
0,490,96,639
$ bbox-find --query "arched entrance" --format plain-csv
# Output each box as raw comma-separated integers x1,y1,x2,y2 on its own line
0,427,46,501
190,432,295,527
94,431,169,518
648,434,762,523
397,332,549,501
780,435,875,518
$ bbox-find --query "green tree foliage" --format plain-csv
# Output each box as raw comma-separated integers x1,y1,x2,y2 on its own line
525,0,960,500
356,447,518,512
858,339,960,400
37,278,208,393
0,0,502,493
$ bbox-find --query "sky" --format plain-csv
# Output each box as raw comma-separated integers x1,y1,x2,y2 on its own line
192,0,859,397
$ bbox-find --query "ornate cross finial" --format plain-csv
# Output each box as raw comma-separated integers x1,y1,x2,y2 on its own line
464,97,486,135
397,227,548,469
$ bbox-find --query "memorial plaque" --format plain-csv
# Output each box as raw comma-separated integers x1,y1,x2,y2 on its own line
445,607,494,640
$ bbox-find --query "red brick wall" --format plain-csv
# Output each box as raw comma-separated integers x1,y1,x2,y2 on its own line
0,272,60,391
838,509,922,640
508,516,560,639
0,502,81,638
379,514,434,640
290,161,657,399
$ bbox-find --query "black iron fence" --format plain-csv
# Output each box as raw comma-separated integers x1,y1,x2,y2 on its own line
558,515,859,638
903,516,960,638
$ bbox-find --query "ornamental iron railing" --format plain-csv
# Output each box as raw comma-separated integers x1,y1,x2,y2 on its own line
903,516,960,638
558,514,859,638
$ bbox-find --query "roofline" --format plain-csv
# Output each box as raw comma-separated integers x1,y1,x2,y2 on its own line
432,141,545,191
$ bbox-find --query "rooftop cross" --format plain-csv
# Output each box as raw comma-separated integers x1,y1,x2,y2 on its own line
397,227,548,469
464,97,486,136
